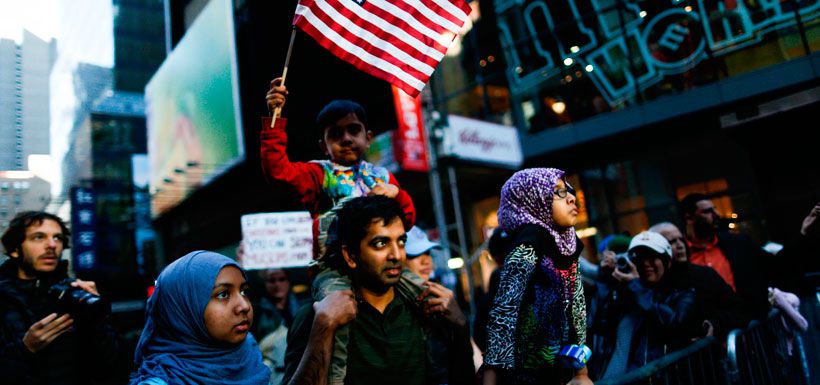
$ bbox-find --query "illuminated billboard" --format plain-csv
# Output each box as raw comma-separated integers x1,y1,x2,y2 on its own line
146,0,243,217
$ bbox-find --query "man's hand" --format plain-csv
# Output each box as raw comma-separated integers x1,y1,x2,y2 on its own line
703,320,714,337
313,290,357,330
368,183,399,198
71,279,99,296
266,77,288,115
22,313,74,353
417,281,467,327
611,258,639,283
801,203,819,236
691,320,714,342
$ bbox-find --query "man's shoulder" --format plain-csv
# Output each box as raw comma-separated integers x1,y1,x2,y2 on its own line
0,275,23,302
717,231,761,249
685,263,722,279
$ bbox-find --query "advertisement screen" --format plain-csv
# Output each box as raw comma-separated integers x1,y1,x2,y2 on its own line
146,0,243,217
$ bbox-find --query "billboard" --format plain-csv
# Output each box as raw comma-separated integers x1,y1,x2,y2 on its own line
146,0,243,217
442,115,523,168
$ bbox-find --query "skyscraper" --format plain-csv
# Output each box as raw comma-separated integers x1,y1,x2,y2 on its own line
0,31,56,170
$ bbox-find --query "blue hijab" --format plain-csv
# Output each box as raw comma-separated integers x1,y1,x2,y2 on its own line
130,251,270,385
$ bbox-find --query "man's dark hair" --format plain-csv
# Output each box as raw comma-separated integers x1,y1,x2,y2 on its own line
316,99,367,135
2,211,71,257
487,228,511,265
679,193,711,217
328,196,404,272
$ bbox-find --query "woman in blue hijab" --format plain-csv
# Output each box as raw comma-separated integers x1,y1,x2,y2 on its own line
130,251,270,385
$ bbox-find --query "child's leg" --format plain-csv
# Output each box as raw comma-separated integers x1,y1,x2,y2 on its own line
395,268,426,311
311,268,351,385
311,267,352,300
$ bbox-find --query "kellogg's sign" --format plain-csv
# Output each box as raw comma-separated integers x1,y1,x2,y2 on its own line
443,115,523,168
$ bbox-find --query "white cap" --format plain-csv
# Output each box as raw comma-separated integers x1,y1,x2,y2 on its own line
628,231,672,257
405,226,440,258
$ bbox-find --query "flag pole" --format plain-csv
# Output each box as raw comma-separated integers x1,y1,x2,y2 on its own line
271,26,297,128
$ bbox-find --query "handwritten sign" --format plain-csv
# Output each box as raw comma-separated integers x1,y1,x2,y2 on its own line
240,212,313,269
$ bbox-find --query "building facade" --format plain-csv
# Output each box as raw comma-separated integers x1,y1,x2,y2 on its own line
0,171,50,234
0,31,56,170
60,0,165,299
430,0,820,259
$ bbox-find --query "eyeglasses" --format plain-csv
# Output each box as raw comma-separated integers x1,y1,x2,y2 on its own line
553,186,576,199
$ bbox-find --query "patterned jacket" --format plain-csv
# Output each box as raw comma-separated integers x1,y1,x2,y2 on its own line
484,224,586,371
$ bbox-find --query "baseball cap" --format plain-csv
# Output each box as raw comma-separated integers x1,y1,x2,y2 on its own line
599,234,632,254
628,231,672,258
405,226,440,258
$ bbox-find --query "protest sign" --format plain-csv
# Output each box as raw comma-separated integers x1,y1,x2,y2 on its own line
240,211,312,269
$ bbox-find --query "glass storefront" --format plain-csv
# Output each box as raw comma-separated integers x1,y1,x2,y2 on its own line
433,0,820,133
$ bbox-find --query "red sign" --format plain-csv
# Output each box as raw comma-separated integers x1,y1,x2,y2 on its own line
391,86,430,172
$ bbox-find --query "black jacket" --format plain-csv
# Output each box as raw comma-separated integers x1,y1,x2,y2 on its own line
588,278,697,380
0,259,118,385
666,261,748,337
774,232,820,294
714,232,775,320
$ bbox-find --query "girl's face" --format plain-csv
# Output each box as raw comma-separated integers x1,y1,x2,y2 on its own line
204,266,253,346
405,253,434,281
551,179,579,228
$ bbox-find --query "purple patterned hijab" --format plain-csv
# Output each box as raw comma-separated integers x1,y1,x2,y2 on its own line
498,167,577,256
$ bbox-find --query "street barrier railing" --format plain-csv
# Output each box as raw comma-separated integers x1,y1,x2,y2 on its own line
727,309,811,385
596,336,730,385
596,308,813,385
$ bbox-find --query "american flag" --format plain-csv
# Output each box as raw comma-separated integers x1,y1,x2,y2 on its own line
293,0,472,97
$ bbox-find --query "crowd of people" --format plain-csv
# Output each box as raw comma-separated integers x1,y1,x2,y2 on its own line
0,79,817,385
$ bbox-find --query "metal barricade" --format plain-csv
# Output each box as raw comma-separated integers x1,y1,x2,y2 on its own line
727,309,811,385
597,337,731,385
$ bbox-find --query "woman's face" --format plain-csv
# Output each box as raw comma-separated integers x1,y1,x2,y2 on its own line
204,266,253,346
264,269,290,301
405,253,434,281
551,179,579,228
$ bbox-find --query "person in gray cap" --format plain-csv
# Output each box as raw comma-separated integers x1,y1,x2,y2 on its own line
587,231,699,380
404,226,441,281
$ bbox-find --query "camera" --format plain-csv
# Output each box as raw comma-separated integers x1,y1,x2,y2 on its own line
47,279,110,319
615,253,633,274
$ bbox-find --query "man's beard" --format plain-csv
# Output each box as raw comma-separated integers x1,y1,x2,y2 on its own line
17,254,40,278
16,252,56,279
353,265,399,295
693,219,716,240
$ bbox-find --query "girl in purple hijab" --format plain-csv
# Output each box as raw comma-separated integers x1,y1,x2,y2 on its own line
483,168,592,385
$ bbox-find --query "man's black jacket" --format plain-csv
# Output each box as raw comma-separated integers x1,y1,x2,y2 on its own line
0,258,118,385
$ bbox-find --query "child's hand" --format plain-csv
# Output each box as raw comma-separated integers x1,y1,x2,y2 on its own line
417,281,467,327
265,77,288,115
369,183,398,198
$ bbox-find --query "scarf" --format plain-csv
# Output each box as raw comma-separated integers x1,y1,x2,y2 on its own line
130,251,270,385
498,168,578,256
